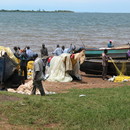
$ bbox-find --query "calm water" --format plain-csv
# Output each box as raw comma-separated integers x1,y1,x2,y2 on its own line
0,12,130,54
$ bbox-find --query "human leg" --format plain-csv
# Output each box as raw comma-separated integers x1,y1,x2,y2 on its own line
23,66,27,80
102,66,107,80
31,80,37,95
35,80,45,96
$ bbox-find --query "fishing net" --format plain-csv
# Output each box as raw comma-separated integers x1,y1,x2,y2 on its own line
109,58,130,82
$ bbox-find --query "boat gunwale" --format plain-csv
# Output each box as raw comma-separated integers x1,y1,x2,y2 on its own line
85,47,130,51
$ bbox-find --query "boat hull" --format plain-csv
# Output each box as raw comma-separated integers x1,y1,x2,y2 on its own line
85,46,129,59
0,56,17,83
80,59,130,76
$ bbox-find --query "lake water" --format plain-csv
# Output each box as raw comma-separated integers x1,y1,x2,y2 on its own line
0,12,130,54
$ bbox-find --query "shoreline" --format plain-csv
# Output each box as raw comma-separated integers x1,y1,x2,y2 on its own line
1,72,130,94
44,72,130,93
0,9,74,13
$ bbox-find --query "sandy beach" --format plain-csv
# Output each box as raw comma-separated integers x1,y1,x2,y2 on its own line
1,71,129,95
43,72,130,93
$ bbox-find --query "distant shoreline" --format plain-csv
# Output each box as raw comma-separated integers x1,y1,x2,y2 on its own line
0,9,74,13
0,10,130,14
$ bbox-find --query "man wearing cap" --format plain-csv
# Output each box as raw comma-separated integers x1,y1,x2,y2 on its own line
107,40,114,48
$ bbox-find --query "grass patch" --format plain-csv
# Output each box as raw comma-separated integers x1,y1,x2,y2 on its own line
0,86,130,129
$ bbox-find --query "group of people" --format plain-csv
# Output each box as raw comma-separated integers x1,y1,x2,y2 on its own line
13,44,49,96
12,41,115,95
13,40,129,95
52,44,76,56
13,43,77,96
13,46,36,80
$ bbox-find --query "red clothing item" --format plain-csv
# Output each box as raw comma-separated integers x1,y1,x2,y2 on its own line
47,56,53,63
70,54,75,59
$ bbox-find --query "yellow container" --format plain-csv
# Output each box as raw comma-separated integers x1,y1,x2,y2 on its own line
27,61,34,79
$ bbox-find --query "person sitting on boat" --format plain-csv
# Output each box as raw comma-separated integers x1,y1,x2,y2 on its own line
107,40,114,48
126,49,130,60
102,49,110,80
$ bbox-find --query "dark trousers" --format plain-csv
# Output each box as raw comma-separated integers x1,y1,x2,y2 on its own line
31,80,45,96
20,66,27,80
102,66,108,79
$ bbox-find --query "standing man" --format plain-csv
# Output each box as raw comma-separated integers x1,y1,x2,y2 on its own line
26,46,34,61
52,44,63,56
19,49,28,80
102,49,110,80
40,44,48,58
40,44,48,75
31,54,45,96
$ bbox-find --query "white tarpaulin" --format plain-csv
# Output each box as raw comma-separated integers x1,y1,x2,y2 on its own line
47,54,73,82
47,51,85,82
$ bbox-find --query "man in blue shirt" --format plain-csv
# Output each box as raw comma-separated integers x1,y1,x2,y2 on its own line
26,46,35,60
107,40,114,48
63,44,76,54
52,44,63,56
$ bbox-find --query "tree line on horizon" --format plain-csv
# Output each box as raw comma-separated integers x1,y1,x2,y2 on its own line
0,9,74,13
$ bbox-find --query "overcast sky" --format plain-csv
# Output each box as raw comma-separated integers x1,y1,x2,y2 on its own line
0,0,130,13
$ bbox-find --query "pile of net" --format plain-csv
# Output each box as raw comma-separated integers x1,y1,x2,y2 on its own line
7,80,56,95
108,58,130,82
108,75,130,82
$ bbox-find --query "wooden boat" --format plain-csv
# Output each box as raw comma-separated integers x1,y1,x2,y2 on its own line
80,59,130,76
0,55,17,83
85,45,130,59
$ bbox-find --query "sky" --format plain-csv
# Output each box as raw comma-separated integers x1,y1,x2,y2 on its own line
0,0,130,13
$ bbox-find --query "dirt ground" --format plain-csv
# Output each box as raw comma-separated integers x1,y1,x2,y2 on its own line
1,71,130,95
44,72,130,93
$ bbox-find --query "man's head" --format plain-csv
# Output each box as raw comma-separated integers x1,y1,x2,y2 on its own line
62,46,65,50
33,53,38,60
27,46,30,49
104,49,108,54
13,46,18,51
109,40,112,44
42,44,45,48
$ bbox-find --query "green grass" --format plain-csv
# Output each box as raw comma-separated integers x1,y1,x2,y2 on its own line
0,86,130,129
